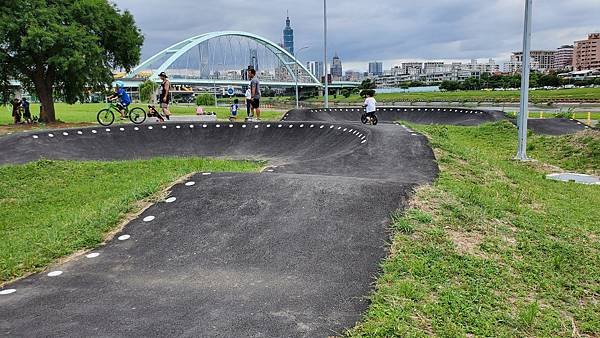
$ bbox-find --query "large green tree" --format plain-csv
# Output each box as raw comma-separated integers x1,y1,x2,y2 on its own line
0,0,144,122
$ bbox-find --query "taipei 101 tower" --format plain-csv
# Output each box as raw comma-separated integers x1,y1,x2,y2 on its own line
283,12,294,55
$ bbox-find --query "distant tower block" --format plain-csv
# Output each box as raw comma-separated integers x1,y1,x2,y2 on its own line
283,12,294,55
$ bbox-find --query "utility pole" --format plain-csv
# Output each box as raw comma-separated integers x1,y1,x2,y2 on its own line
323,0,329,108
516,0,533,161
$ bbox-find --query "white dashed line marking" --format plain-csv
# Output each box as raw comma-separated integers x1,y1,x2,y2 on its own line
120,128,125,132
105,129,111,132
165,197,177,203
162,126,167,129
47,271,63,277
92,130,98,134
202,172,212,176
185,181,196,186
254,125,259,129
148,126,153,130
176,126,181,129
0,289,16,295
86,253,100,258
190,125,195,128
48,134,54,138
134,127,139,131
77,131,83,135
118,235,131,241
62,132,69,136
32,135,39,139
143,216,155,222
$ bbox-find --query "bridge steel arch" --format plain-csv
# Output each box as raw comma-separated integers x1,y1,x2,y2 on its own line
126,31,322,87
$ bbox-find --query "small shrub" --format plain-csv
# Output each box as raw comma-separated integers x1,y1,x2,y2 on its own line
195,94,215,106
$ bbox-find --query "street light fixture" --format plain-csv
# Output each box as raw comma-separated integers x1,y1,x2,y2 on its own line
516,0,533,161
295,46,310,109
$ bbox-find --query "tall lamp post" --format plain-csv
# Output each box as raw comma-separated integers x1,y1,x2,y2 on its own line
323,0,329,108
212,63,223,108
516,0,533,161
295,46,310,109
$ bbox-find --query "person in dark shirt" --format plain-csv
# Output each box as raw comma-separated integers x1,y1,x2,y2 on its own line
21,98,32,124
11,98,22,124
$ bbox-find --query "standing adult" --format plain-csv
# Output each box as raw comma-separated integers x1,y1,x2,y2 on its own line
245,87,252,118
248,69,261,121
158,72,172,120
21,98,32,124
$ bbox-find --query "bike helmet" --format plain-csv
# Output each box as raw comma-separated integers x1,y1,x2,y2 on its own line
115,81,125,88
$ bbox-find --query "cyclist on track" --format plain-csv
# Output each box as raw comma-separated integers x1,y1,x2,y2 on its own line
107,81,131,120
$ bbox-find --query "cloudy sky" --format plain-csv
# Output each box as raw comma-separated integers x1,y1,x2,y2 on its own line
114,0,599,72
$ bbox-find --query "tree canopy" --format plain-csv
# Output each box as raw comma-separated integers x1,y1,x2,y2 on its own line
0,0,144,122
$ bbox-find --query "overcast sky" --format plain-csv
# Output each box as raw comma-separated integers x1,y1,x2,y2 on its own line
113,0,599,72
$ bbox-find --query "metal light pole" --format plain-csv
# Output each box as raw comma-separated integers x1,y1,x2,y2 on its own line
516,0,533,161
212,63,223,107
295,46,310,109
323,0,329,108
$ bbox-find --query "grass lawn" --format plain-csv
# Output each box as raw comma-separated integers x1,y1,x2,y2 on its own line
349,122,600,337
0,102,285,125
0,158,262,284
303,87,600,104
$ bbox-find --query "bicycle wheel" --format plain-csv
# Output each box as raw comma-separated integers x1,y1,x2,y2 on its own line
129,107,147,125
372,115,379,126
97,109,115,126
360,113,368,124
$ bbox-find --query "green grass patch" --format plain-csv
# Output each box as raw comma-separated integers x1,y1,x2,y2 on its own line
529,130,600,175
0,158,262,283
0,103,284,125
349,121,600,337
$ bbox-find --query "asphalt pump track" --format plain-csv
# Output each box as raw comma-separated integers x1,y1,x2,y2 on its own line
0,107,586,337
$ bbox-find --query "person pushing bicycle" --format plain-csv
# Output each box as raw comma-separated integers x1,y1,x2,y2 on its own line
107,81,131,120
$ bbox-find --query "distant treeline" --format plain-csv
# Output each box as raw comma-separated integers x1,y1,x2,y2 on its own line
439,72,600,92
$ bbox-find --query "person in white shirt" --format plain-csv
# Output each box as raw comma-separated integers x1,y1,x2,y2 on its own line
363,91,377,122
245,88,252,118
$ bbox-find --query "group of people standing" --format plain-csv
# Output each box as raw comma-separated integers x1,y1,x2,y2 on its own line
11,98,32,124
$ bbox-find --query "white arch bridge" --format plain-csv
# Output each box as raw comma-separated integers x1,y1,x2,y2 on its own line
122,31,358,89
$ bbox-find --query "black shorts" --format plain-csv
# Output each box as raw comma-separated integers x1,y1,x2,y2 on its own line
251,99,260,109
366,111,376,117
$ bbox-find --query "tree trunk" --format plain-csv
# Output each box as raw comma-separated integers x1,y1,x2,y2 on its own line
31,68,56,123
37,88,56,123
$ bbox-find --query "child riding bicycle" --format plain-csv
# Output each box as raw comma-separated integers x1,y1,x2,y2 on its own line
107,81,131,120
363,90,377,123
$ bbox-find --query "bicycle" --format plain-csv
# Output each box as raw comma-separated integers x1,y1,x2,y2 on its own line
361,111,379,125
96,103,147,126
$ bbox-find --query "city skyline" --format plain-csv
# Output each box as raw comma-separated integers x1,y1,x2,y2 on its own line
114,0,599,73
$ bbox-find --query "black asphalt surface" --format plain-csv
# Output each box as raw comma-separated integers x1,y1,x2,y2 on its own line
286,107,591,135
0,120,437,337
523,118,590,136
284,107,505,126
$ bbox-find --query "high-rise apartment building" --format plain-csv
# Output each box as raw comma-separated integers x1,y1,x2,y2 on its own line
509,50,556,72
554,45,574,70
331,54,343,80
574,33,600,71
368,62,383,76
306,61,324,80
